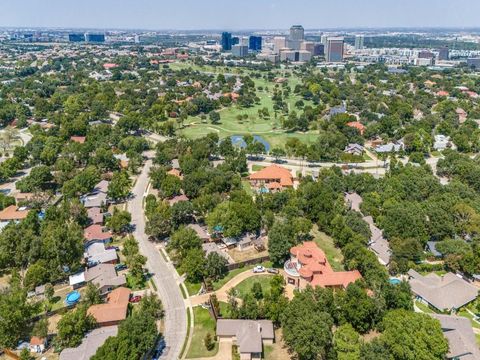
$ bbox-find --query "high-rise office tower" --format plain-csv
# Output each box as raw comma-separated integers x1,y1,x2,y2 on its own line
232,37,240,46
326,37,344,62
355,35,365,50
313,43,325,56
288,25,305,50
320,35,329,45
249,36,262,51
221,32,233,51
274,36,287,54
438,47,449,61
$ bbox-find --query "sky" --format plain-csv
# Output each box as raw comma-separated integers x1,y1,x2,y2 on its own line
1,0,480,30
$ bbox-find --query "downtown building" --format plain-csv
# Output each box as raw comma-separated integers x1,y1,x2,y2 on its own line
326,37,344,62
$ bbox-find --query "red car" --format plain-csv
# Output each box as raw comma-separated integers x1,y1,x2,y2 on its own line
129,295,142,303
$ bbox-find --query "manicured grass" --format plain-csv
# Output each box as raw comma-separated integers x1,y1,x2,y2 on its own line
179,284,187,299
186,306,218,358
415,300,436,314
185,281,202,297
212,261,272,291
252,164,265,172
233,275,273,299
218,301,230,318
311,226,344,271
476,333,480,346
180,307,192,359
241,180,254,197
458,309,480,329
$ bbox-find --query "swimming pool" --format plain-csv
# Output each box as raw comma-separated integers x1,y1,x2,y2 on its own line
389,278,401,285
65,290,81,306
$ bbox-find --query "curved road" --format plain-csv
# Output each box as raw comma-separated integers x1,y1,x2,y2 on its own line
128,156,186,360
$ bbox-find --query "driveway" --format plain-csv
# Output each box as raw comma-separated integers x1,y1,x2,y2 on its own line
128,157,186,360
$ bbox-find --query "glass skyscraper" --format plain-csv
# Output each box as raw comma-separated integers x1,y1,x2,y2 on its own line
249,36,262,51
221,32,233,51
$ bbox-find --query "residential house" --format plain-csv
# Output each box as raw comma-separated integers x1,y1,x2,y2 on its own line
70,263,125,294
363,216,391,266
248,165,294,192
29,336,46,353
216,319,274,360
84,224,113,245
346,121,366,135
87,207,104,225
87,287,130,327
344,143,364,156
431,314,480,360
433,134,455,151
70,136,86,144
375,141,404,153
85,242,118,266
456,108,468,124
0,205,30,223
408,270,478,312
168,194,189,206
59,326,118,360
284,242,362,290
167,168,183,179
187,223,210,242
81,180,109,208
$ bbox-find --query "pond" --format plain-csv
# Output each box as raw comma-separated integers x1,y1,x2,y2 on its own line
230,135,271,152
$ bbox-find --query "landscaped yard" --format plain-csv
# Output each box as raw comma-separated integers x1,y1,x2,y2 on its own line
185,281,202,297
186,306,218,358
414,300,436,314
458,309,480,330
252,164,265,172
227,246,269,263
311,226,344,271
264,329,291,360
241,180,254,197
233,275,273,299
212,261,272,291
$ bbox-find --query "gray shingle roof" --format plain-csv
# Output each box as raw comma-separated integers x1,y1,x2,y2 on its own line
59,326,118,360
217,319,274,354
431,314,480,360
408,270,478,311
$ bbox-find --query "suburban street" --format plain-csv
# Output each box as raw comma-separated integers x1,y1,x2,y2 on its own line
128,155,187,360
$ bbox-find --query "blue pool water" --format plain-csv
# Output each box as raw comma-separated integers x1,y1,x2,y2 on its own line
389,278,401,285
65,291,81,305
231,135,271,152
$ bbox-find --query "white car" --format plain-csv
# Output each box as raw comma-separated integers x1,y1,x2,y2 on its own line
252,265,265,273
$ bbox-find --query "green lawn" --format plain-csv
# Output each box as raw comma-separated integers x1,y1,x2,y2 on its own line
476,333,480,346
233,275,273,299
186,306,218,358
185,281,202,297
311,226,344,271
252,164,265,172
241,180,254,197
457,309,480,329
212,261,272,291
414,300,436,314
175,62,319,149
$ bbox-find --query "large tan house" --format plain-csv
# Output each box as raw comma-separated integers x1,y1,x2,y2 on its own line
248,165,293,192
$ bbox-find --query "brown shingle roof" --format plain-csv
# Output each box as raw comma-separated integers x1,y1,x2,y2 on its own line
87,287,130,325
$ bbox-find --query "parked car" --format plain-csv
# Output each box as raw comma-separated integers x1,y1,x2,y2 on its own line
267,268,279,274
252,265,265,273
115,263,127,271
129,295,142,303
106,246,120,251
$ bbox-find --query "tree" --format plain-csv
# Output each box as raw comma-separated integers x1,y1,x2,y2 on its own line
56,305,96,348
44,283,54,304
204,333,215,351
32,317,49,339
251,281,263,300
281,295,334,360
209,111,221,124
20,349,33,360
380,310,448,360
333,324,361,360
205,252,228,281
91,307,158,360
106,208,131,233
0,278,35,348
167,227,203,263
268,221,295,265
182,248,206,283
139,293,164,320
146,200,172,239
107,171,131,201
83,283,102,307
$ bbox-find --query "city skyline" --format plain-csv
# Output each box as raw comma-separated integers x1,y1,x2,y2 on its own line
1,0,480,30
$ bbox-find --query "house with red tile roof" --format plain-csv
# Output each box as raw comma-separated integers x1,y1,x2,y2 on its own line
284,241,362,290
346,121,366,135
248,165,293,192
0,205,30,223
